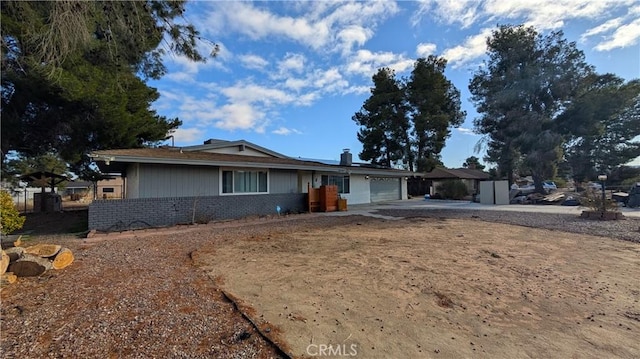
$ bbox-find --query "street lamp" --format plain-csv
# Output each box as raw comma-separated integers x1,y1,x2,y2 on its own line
597,174,607,212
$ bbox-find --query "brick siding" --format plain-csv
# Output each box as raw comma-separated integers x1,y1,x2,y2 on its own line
88,193,306,232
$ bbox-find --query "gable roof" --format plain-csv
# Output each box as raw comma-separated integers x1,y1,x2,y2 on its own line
423,167,490,180
66,181,92,188
180,139,288,158
89,147,416,177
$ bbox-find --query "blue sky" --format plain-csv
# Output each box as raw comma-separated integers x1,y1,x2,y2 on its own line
149,0,640,168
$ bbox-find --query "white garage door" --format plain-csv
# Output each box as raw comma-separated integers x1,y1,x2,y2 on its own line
370,177,401,202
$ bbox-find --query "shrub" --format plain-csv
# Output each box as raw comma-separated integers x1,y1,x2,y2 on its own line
436,180,469,200
579,189,619,212
1,190,25,235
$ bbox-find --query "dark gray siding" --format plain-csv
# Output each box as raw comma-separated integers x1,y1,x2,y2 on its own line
137,164,218,198
269,169,298,194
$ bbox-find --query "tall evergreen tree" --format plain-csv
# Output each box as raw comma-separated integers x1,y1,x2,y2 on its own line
407,56,465,172
353,68,411,168
469,25,592,192
557,74,640,182
353,57,464,172
462,156,486,171
3,153,70,188
1,1,215,176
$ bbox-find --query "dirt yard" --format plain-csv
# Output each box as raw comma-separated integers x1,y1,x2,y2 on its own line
2,212,639,358
193,216,640,359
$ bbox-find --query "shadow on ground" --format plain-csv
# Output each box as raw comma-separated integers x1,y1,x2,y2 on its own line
15,210,88,236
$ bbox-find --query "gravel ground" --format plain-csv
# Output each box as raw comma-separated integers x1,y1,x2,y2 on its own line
375,208,640,243
1,210,638,358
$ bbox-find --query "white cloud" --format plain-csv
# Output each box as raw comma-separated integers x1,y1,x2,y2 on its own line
177,97,222,127
163,41,232,79
164,71,198,83
213,103,266,132
412,0,481,29
343,85,371,95
172,127,204,144
295,92,319,106
457,127,477,136
239,54,269,70
284,77,309,91
442,28,492,69
581,18,623,42
345,49,414,77
199,81,318,132
155,89,188,112
278,53,306,74
313,68,349,93
483,0,633,31
196,1,397,53
337,25,373,54
416,42,437,58
221,83,294,106
154,90,272,136
594,18,640,51
198,2,330,49
412,0,638,61
578,5,640,51
272,127,302,135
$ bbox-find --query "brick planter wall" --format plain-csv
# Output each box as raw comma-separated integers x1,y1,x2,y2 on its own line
89,193,306,232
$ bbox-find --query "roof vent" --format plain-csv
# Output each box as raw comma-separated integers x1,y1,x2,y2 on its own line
340,149,352,166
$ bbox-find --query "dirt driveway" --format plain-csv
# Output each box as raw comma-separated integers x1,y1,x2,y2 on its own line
194,216,640,358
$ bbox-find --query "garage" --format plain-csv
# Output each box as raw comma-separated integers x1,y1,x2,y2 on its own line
370,177,401,202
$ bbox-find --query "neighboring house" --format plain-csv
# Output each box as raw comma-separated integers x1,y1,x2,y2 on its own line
88,139,414,231
65,181,91,197
96,177,124,199
423,167,490,196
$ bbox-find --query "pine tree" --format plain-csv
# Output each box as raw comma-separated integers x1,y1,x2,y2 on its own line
470,25,592,191
353,68,410,168
407,56,465,172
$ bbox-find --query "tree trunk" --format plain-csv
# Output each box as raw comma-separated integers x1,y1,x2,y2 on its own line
8,254,52,277
532,174,545,194
51,248,74,270
0,250,9,276
1,272,17,285
5,247,25,263
24,244,62,258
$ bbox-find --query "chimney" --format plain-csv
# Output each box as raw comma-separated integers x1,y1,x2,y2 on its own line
340,149,352,166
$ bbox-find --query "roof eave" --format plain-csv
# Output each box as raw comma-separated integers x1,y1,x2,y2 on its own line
90,154,416,176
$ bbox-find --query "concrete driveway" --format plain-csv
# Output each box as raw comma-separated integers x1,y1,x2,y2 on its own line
328,197,640,219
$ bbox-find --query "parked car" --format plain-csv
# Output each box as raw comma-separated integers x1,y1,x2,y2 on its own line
518,181,557,194
543,181,557,192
